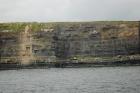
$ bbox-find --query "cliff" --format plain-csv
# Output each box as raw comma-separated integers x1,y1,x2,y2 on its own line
0,21,140,68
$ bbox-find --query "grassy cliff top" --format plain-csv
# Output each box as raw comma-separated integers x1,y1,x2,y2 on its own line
0,21,139,32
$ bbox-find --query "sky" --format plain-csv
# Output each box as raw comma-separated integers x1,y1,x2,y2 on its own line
0,0,140,22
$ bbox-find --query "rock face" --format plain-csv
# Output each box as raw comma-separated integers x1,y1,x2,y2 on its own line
0,21,139,65
19,25,33,65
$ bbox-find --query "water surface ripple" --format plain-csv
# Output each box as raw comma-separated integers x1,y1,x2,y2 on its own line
0,66,140,93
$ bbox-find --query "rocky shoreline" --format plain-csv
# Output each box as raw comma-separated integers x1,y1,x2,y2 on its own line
0,59,140,70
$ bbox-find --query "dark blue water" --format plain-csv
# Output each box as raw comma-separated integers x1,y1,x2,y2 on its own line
0,66,140,93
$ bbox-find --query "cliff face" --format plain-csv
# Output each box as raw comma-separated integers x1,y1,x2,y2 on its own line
0,21,139,65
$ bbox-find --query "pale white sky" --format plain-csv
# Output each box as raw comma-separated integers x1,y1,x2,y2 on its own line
0,0,140,22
